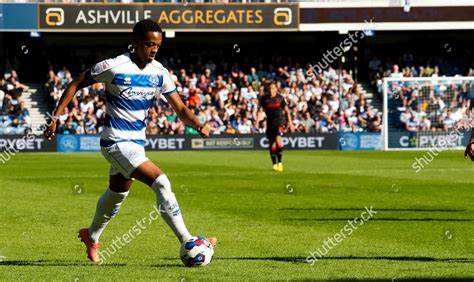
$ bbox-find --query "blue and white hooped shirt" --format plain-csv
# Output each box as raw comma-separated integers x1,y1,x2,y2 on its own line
90,52,176,147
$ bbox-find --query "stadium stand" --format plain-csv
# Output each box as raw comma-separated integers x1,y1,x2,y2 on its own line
0,68,32,135
369,50,474,95
6,49,471,136
37,0,298,3
368,49,474,133
385,77,473,132
42,59,382,136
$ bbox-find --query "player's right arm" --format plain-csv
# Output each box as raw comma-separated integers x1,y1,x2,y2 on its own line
280,96,294,133
284,104,295,133
255,107,264,130
44,70,95,140
255,95,265,130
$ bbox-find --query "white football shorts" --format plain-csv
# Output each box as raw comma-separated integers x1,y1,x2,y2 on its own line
100,141,149,179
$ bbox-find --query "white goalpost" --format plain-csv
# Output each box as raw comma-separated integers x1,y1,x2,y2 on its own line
382,76,474,150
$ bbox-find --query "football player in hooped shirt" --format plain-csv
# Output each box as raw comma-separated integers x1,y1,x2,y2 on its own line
44,19,216,263
257,81,294,172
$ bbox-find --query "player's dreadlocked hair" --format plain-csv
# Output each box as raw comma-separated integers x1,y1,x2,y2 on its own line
133,19,162,41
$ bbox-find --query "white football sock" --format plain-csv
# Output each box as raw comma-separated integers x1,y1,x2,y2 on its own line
151,174,192,243
88,188,129,243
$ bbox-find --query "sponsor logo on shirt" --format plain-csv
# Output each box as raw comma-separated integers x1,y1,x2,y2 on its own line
120,87,156,99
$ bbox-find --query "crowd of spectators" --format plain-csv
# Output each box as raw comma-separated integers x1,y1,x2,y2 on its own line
40,0,294,3
44,56,382,136
0,66,31,135
368,49,474,132
368,50,473,92
383,63,473,132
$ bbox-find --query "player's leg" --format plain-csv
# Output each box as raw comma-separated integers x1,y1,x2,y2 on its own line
131,160,192,243
79,172,132,262
270,139,278,171
79,142,140,262
132,160,217,246
276,130,284,172
267,128,278,170
88,173,133,242
87,143,141,243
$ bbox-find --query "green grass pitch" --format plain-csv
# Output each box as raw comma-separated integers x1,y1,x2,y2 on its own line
0,150,473,280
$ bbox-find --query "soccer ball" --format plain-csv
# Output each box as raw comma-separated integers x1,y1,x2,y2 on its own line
180,236,214,267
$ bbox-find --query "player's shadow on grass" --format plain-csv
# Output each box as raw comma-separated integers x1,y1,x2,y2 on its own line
147,263,188,268
282,208,473,221
280,208,467,212
0,260,126,267
287,218,473,221
221,256,474,263
0,259,183,268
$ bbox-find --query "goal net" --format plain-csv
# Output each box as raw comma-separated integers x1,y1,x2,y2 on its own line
382,76,474,150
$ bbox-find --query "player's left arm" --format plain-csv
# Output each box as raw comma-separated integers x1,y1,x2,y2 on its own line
166,92,210,138
281,96,294,132
161,69,209,138
284,105,295,133
255,107,264,130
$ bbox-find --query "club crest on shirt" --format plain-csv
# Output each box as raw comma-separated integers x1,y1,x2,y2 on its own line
148,75,160,87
